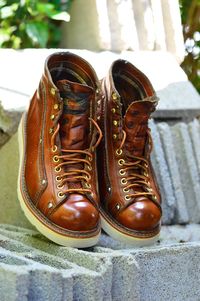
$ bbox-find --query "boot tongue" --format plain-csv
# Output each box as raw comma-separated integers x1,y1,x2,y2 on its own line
57,79,94,150
124,99,156,156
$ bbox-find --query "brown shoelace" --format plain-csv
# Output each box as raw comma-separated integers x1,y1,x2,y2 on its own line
51,118,102,197
116,129,158,207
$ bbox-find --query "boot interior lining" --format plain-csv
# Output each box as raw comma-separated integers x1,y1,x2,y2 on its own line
49,62,93,87
113,71,146,114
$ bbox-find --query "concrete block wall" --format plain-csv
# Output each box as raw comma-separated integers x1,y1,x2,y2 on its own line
0,224,200,300
151,119,200,225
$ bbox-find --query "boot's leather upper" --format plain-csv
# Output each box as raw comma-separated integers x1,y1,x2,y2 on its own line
98,59,162,234
23,52,102,234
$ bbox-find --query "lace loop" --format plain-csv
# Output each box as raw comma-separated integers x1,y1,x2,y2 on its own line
51,118,102,196
117,129,157,204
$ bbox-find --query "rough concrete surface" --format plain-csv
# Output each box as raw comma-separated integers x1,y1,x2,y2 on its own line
0,224,200,300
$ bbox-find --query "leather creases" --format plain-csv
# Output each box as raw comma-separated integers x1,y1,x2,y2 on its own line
50,118,102,196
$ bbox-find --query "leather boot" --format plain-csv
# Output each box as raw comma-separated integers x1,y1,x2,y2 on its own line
98,59,162,246
17,52,102,248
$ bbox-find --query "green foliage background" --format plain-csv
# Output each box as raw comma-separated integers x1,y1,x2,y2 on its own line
0,0,72,48
179,0,200,93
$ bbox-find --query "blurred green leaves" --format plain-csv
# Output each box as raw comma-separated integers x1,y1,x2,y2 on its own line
179,0,200,93
0,0,72,48
25,22,49,48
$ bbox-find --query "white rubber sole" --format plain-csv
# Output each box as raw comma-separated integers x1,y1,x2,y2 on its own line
101,215,160,247
17,115,101,248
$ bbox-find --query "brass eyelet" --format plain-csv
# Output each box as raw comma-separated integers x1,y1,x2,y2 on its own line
144,163,148,168
125,195,131,201
121,178,127,185
123,187,130,193
113,134,118,140
55,166,61,173
116,149,122,156
54,103,59,110
144,171,149,177
88,165,92,171
118,159,125,166
85,183,91,188
56,176,62,182
58,192,64,198
111,108,116,114
146,187,153,192
112,92,118,100
113,120,118,126
50,114,55,120
57,184,64,189
50,87,56,96
89,156,93,162
52,145,57,153
85,175,90,181
53,155,59,163
119,169,126,176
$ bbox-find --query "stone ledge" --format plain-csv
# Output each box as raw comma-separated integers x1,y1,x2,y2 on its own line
0,224,200,301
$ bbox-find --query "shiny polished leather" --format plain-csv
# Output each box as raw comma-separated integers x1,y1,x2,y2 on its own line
98,59,162,238
21,52,102,238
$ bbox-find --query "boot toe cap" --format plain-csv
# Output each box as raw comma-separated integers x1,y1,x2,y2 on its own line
49,194,99,231
117,199,161,231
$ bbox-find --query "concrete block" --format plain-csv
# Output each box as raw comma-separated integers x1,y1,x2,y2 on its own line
188,119,200,175
108,254,139,301
0,102,21,148
0,264,28,301
0,133,33,229
155,80,200,120
0,247,73,301
150,120,176,224
171,123,200,223
1,225,200,300
130,244,200,301
157,122,189,224
0,225,112,301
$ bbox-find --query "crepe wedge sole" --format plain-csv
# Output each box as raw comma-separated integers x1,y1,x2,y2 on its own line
17,114,101,248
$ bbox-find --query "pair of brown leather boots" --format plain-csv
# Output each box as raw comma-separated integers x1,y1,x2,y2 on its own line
17,52,162,248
